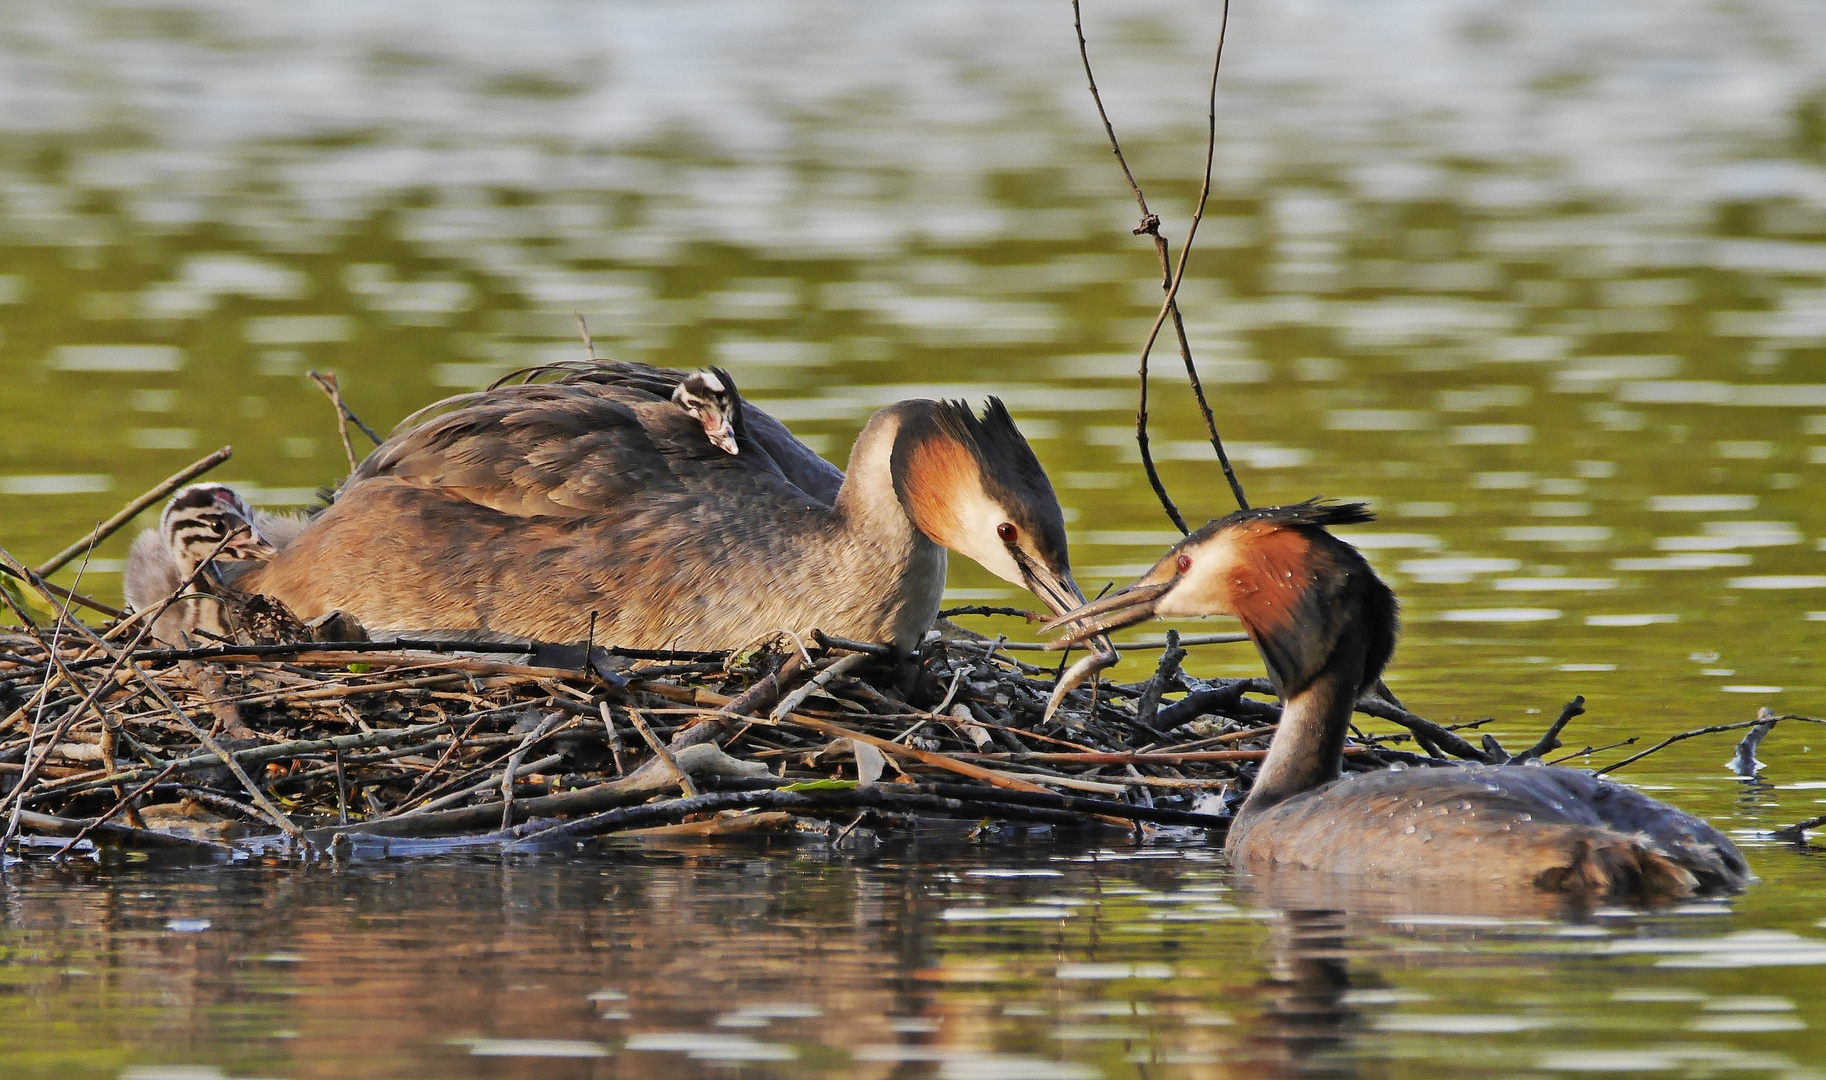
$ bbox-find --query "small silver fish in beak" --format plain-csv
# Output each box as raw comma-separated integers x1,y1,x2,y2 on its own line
1015,566,1119,722
1010,552,1121,723
1034,548,1193,719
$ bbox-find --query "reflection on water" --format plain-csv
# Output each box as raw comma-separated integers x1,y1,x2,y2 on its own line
4,846,1826,1080
2,1,1826,1075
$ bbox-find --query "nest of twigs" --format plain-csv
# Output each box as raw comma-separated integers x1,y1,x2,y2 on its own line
0,595,1545,863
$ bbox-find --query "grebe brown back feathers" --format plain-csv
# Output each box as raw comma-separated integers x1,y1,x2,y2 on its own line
1048,500,1748,901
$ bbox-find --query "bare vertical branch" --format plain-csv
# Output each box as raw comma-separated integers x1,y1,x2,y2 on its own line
1142,0,1248,511
1072,0,1186,534
1072,0,1248,527
311,370,359,473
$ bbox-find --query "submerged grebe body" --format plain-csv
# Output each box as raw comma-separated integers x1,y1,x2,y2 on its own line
1049,500,1747,900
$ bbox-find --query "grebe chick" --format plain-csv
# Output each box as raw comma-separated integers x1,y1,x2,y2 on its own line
239,385,1116,661
670,367,741,456
124,483,278,645
1047,500,1747,901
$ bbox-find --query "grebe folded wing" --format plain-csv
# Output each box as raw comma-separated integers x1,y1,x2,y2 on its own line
352,382,802,518
498,359,845,504
244,389,1104,655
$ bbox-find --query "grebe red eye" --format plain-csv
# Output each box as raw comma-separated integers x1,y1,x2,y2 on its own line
1176,553,1192,574
996,522,1017,543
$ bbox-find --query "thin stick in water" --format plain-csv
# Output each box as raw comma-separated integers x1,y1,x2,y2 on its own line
1513,695,1586,763
52,762,181,860
600,701,624,776
1596,713,1826,776
499,711,566,829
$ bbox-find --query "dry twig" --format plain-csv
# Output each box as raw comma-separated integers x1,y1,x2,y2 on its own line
1072,0,1246,526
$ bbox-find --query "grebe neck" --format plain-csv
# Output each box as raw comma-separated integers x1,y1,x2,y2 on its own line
1237,642,1365,819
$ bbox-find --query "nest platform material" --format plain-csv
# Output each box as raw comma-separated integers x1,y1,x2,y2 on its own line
0,605,1539,863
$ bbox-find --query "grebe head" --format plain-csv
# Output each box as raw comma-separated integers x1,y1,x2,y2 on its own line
671,366,741,455
890,398,1094,622
1047,499,1397,697
159,484,276,583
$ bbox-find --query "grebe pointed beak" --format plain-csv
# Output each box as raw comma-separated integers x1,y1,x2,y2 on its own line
1018,561,1118,661
219,515,277,559
1022,561,1123,723
704,415,739,456
224,528,276,559
1042,579,1176,648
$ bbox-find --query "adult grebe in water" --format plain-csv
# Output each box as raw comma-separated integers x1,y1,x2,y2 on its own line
1048,500,1748,901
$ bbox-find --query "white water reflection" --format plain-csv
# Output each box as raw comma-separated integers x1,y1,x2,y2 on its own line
622,1031,796,1061
1605,929,1826,967
1730,576,1826,589
1585,613,1678,626
1439,608,1562,623
0,474,113,495
457,1037,610,1057
48,345,185,372
1493,577,1618,591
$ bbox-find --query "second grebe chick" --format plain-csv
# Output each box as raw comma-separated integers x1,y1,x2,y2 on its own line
124,483,278,645
1047,500,1748,901
671,366,741,456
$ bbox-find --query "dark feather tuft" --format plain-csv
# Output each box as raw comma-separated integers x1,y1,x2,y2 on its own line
1202,497,1376,534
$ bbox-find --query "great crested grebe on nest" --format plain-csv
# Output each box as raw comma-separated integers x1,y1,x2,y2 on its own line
232,361,1115,672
